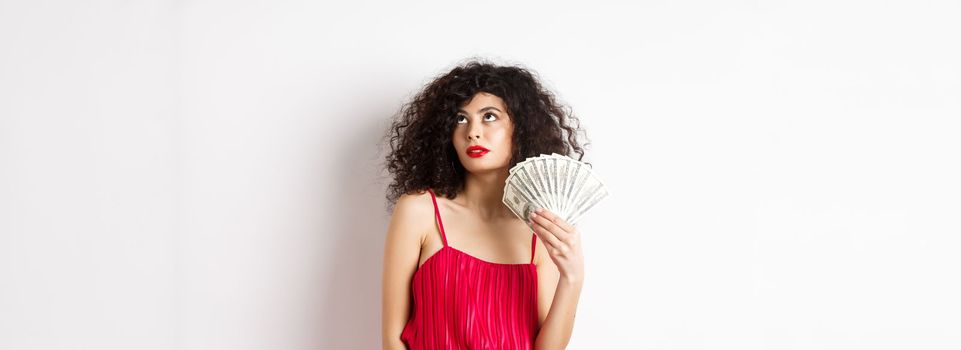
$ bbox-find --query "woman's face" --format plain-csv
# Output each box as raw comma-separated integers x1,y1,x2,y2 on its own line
451,92,515,174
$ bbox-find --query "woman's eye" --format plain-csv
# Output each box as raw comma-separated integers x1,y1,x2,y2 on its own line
456,113,496,124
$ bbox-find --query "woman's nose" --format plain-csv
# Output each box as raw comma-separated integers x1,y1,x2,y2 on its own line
467,125,481,140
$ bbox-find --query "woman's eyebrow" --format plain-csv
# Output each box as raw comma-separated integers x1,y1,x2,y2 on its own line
457,106,502,114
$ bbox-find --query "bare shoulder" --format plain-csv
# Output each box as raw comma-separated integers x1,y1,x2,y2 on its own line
387,190,435,245
393,190,434,220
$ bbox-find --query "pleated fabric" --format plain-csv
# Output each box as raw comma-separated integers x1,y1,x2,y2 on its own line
401,188,539,349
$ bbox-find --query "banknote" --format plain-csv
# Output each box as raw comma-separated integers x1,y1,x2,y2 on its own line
502,153,608,230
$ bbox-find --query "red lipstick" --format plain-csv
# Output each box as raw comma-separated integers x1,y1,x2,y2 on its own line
466,145,490,158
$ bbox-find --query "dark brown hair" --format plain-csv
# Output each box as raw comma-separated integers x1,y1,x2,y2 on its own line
381,58,589,210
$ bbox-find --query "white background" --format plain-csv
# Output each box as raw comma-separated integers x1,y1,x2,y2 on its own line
2,1,959,349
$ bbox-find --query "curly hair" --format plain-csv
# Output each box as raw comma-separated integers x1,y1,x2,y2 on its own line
381,58,590,210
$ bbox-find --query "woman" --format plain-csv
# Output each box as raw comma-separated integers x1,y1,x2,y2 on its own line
381,59,590,349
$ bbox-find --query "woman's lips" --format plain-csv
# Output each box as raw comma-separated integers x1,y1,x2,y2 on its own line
466,146,489,158
467,150,489,158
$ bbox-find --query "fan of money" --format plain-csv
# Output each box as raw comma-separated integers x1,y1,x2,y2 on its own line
502,153,609,230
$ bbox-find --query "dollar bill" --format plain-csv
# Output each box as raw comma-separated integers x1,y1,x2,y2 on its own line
502,153,608,229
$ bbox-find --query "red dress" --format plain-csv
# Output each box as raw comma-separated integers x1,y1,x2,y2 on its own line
401,188,540,349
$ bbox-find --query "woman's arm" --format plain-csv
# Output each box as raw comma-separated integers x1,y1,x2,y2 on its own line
381,192,430,350
530,208,585,350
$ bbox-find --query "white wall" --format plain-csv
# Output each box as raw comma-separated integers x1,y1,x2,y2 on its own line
0,1,178,349
2,1,959,349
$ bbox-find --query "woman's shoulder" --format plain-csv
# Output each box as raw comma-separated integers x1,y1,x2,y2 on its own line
391,189,436,227
395,188,432,207
385,190,438,249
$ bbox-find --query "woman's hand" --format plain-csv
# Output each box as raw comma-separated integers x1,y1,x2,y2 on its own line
529,208,584,284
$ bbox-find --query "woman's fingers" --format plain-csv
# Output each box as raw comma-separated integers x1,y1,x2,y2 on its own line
531,219,562,251
534,208,575,234
530,209,572,244
529,209,577,257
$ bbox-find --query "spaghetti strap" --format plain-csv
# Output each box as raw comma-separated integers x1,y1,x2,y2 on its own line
530,233,536,264
426,188,448,247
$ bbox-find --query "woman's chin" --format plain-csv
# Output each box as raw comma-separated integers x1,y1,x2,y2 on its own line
463,164,510,175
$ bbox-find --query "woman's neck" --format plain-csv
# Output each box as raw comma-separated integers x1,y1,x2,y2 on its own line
458,169,513,220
